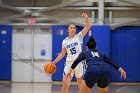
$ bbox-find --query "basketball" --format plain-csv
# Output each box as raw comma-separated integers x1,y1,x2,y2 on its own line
44,62,56,74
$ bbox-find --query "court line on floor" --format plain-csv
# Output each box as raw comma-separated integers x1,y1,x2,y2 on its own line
115,86,127,92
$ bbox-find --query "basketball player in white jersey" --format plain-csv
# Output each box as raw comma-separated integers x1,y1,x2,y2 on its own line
52,13,90,93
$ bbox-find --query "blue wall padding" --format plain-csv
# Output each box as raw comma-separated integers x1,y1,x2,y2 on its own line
0,25,12,80
111,26,140,82
91,25,111,56
52,26,67,81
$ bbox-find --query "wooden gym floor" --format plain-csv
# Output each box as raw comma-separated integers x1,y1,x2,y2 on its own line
0,81,140,93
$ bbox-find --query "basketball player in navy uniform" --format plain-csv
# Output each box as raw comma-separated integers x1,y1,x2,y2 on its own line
67,36,126,93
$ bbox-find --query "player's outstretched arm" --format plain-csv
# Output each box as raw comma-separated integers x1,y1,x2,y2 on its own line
103,54,126,79
81,13,91,36
52,47,66,64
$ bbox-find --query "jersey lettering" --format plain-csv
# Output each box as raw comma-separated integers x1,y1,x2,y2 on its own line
66,42,78,49
91,51,99,57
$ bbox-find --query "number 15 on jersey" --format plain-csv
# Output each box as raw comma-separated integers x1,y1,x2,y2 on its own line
70,47,76,55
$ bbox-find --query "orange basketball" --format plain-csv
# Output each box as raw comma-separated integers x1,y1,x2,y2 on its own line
44,62,56,74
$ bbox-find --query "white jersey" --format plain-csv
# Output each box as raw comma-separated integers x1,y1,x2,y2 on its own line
62,32,84,62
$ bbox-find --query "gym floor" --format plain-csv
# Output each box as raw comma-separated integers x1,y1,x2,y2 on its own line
0,82,140,93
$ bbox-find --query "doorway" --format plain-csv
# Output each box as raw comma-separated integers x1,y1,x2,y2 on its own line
12,27,52,82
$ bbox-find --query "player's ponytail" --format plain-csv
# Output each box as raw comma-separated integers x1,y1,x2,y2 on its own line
86,36,96,49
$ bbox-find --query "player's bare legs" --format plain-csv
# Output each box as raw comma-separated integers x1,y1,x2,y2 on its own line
98,87,108,93
62,75,72,93
79,80,91,93
76,78,83,88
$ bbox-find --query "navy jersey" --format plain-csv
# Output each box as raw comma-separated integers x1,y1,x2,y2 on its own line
71,49,120,71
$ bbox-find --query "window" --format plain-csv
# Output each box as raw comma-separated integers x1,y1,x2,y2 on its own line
1,30,7,35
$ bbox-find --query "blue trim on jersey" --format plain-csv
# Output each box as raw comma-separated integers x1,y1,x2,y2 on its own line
81,43,83,51
81,61,85,78
63,71,66,76
63,63,66,75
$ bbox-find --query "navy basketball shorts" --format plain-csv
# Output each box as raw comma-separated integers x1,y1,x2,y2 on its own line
83,65,111,88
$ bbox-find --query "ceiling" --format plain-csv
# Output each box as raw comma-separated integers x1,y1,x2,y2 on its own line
0,0,140,28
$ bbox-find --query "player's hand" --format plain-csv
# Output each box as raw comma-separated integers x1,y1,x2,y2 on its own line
121,71,126,79
66,71,72,79
82,13,88,18
118,68,126,79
